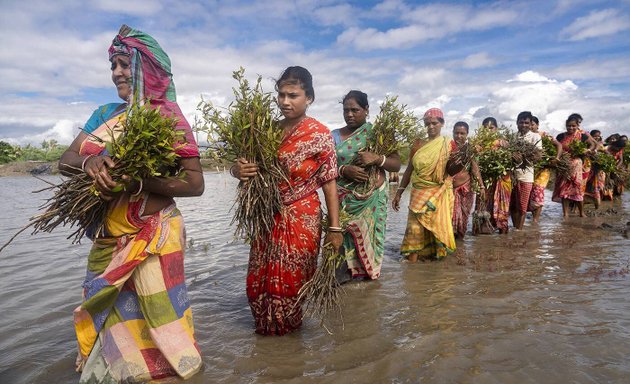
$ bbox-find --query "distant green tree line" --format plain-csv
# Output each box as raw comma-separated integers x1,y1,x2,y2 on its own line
0,140,69,164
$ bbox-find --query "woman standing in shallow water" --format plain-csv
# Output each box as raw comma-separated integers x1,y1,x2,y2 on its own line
392,108,461,262
59,25,204,382
552,114,596,217
231,66,343,335
331,90,401,281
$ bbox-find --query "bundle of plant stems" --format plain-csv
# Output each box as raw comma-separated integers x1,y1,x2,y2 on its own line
355,96,421,194
554,153,574,180
591,151,617,174
505,131,542,170
449,141,475,171
568,139,588,157
195,67,285,241
468,125,512,190
536,135,558,170
297,209,352,331
0,100,182,251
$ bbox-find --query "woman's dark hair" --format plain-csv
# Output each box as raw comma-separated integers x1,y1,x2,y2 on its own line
605,133,620,145
610,135,627,149
532,116,539,124
453,121,469,133
566,113,582,125
482,117,498,128
567,113,583,124
342,90,369,109
517,111,533,123
590,129,601,137
275,66,315,101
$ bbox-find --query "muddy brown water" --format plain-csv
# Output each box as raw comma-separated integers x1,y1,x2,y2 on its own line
1,173,629,383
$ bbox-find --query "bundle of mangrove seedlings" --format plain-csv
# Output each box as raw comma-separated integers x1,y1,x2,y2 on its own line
449,141,475,172
505,131,542,170
355,96,421,194
468,125,512,189
568,139,588,157
195,67,285,241
536,135,558,170
554,153,574,180
591,151,618,174
0,100,182,251
297,209,352,330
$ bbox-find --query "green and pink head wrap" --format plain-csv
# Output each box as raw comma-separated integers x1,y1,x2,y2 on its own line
109,25,199,158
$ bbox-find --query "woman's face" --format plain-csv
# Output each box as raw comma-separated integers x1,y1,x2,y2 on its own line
343,98,368,130
453,126,468,144
483,121,497,131
277,82,310,120
531,121,539,133
111,54,132,101
566,120,579,135
424,117,443,139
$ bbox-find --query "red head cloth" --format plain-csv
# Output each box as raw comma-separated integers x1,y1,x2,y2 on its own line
423,108,444,120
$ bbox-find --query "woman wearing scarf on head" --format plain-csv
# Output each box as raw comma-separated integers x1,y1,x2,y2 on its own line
59,25,203,382
392,108,460,262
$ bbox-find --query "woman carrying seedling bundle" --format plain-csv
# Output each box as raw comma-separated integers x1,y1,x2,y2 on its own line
528,116,562,223
451,121,484,239
477,116,513,234
392,108,461,262
552,114,596,217
230,66,343,335
331,90,401,281
58,26,203,382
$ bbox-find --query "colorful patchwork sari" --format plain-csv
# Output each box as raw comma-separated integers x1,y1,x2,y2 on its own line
76,196,201,382
333,123,388,279
401,136,455,259
74,25,201,381
247,117,337,335
553,132,588,203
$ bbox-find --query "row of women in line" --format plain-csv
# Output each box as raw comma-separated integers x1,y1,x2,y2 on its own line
58,25,626,382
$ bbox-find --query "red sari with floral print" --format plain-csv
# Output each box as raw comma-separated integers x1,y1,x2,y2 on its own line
246,117,338,335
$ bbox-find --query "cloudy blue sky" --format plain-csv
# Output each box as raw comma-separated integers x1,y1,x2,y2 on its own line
1,0,629,146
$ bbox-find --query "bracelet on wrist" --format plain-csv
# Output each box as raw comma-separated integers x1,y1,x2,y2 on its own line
328,226,343,232
131,179,144,197
379,155,387,167
81,154,95,173
229,164,238,178
339,165,346,177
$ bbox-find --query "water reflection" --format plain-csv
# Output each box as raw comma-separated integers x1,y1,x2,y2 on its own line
0,174,629,383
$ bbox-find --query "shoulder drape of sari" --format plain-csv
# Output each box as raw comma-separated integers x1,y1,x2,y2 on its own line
334,123,387,279
402,136,455,257
247,117,337,335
